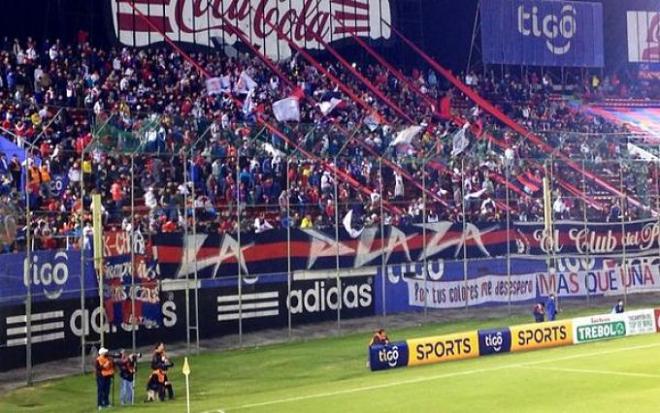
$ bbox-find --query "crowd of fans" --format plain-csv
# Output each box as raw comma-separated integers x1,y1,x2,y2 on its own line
0,35,656,252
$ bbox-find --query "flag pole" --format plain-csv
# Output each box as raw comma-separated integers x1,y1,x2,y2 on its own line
182,357,191,413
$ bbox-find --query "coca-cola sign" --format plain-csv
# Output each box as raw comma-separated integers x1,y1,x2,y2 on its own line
110,0,392,59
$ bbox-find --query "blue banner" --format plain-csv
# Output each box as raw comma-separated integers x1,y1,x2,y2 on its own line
0,249,97,305
369,343,409,371
481,0,604,67
478,328,512,356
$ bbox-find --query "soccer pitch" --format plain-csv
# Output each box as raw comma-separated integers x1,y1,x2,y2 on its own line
2,312,660,413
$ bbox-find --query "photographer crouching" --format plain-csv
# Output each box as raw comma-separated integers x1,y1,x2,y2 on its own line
147,341,174,402
117,350,142,406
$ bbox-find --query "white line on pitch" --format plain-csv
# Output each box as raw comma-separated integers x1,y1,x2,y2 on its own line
518,365,660,379
204,341,660,413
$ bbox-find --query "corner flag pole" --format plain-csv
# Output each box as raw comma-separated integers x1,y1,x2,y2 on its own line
183,357,191,413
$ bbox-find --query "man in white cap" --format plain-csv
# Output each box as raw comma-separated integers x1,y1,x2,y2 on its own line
95,347,115,409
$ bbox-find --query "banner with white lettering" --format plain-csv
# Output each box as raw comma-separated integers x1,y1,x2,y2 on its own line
481,0,604,67
514,219,660,256
110,0,392,61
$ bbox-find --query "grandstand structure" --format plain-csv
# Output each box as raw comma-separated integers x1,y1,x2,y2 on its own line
2,0,660,386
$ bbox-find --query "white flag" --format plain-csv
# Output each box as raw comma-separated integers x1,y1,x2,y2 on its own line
342,209,363,239
236,71,258,95
206,77,223,96
390,126,423,147
364,114,381,132
243,88,256,117
273,97,301,122
318,98,343,116
451,128,470,157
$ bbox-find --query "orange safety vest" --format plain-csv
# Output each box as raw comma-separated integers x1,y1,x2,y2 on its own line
97,355,114,377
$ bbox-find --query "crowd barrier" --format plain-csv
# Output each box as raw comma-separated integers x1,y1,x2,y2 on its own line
369,308,660,371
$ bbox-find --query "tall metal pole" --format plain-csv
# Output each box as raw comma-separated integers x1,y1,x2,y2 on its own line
581,158,590,305
379,159,387,318
334,156,341,331
25,151,32,385
79,145,87,373
422,158,428,319
183,152,190,354
191,149,200,353
236,154,243,345
505,160,512,314
130,154,136,354
619,163,628,308
286,157,292,338
461,159,469,312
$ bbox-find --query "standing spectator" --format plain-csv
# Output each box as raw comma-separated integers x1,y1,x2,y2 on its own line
545,294,558,321
95,347,114,410
117,350,136,406
532,302,545,323
612,299,625,314
9,154,21,192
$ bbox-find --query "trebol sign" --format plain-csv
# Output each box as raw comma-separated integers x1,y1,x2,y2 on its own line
110,0,392,60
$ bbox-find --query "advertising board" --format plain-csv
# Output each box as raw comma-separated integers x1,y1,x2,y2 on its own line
369,342,409,371
510,320,573,352
481,0,604,67
407,331,479,367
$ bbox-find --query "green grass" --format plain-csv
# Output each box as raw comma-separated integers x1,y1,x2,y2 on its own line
2,308,660,413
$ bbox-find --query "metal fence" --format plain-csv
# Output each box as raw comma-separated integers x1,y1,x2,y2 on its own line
2,118,660,385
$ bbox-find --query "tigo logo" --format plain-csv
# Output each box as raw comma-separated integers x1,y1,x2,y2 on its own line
478,328,512,356
369,342,409,371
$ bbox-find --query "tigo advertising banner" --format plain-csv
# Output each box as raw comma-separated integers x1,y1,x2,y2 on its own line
369,342,409,371
481,0,604,67
407,331,479,367
478,328,512,356
510,320,573,352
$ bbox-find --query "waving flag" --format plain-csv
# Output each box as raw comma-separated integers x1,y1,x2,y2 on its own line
236,71,258,95
390,126,423,147
318,98,343,116
273,97,301,122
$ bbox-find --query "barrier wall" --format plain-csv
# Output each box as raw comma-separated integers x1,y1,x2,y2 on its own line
369,308,660,371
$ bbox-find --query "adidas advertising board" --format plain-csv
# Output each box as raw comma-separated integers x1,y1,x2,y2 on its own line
0,293,183,372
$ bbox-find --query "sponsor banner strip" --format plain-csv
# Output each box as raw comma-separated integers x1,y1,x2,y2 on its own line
6,322,65,336
217,292,279,303
6,311,64,325
6,332,65,347
218,302,279,312
218,310,279,322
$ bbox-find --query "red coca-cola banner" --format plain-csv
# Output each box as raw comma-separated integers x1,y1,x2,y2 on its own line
110,0,392,59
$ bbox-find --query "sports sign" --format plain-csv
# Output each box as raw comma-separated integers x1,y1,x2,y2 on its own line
510,320,573,352
407,331,479,367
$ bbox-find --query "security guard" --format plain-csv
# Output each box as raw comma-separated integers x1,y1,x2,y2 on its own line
95,347,114,409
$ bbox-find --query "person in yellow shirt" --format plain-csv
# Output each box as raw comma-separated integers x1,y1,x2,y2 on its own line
300,214,313,229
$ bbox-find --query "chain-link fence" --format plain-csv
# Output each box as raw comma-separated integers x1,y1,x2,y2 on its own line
2,114,660,385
